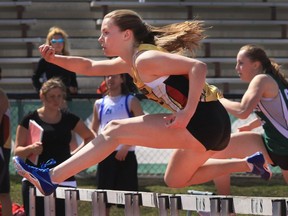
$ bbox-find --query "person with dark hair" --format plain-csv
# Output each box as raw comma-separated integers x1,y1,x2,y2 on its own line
32,26,78,98
0,88,12,216
92,74,143,214
14,10,270,196
13,78,94,215
213,44,288,194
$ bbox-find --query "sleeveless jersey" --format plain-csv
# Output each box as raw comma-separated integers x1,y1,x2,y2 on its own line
131,44,223,112
0,108,11,149
254,73,288,155
95,94,135,151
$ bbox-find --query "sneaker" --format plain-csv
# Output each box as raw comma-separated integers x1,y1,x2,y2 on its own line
13,156,58,196
247,152,272,180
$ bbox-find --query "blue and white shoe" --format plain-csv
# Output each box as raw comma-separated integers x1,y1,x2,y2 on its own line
247,152,272,180
13,156,58,196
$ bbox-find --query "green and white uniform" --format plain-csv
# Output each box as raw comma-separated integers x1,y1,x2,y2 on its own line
254,73,288,169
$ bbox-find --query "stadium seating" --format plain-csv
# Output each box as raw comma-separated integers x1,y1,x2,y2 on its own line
0,0,287,94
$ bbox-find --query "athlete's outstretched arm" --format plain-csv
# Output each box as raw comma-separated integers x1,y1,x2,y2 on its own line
39,44,130,77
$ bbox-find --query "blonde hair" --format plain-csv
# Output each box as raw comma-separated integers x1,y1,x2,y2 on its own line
46,26,70,55
40,78,67,98
104,9,206,56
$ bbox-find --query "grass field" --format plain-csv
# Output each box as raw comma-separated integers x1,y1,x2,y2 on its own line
9,173,288,215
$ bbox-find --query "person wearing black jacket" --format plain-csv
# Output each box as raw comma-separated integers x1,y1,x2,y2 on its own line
32,26,78,99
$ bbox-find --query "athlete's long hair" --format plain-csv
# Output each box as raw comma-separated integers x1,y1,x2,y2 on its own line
104,9,206,57
240,44,288,86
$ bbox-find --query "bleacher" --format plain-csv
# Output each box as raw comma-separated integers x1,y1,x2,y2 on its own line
0,0,287,94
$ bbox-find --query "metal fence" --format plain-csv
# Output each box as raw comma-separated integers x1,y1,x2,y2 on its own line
8,93,281,177
8,93,174,177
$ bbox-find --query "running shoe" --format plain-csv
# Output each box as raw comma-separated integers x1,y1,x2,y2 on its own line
13,156,58,196
247,152,272,180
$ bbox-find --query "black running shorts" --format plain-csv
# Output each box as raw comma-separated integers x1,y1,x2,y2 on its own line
186,101,231,151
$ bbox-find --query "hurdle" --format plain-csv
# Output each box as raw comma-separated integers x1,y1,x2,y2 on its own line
28,186,288,215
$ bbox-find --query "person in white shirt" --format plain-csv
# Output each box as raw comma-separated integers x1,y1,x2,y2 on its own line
91,74,143,214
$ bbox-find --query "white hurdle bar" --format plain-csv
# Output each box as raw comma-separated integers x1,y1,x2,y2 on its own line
29,186,288,215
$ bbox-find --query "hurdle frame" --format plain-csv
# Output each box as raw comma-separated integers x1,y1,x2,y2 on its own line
29,186,288,215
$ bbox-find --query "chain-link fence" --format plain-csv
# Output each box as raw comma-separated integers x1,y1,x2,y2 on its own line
8,95,174,178
8,95,281,178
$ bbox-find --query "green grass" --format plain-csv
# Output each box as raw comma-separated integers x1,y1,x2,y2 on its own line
10,174,288,215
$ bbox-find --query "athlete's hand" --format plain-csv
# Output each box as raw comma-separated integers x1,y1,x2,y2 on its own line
164,111,189,129
39,44,56,62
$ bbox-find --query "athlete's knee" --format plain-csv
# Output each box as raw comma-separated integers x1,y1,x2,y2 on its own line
164,174,186,188
103,120,121,133
102,119,126,140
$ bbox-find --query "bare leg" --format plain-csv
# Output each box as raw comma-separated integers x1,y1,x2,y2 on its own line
213,132,270,161
51,116,270,186
165,150,251,187
51,114,207,183
165,149,214,187
211,132,272,194
213,175,231,195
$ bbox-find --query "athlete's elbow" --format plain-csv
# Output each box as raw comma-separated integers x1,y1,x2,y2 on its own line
195,61,207,77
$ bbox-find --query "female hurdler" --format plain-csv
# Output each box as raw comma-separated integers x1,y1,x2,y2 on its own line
13,9,270,196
